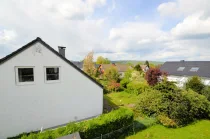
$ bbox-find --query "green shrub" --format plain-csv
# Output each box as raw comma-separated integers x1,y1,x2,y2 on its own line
153,80,178,94
136,88,210,126
13,108,133,139
126,81,149,95
136,89,167,116
157,114,177,127
185,76,205,94
201,86,210,101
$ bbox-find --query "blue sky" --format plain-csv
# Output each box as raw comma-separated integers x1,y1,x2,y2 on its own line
0,0,210,61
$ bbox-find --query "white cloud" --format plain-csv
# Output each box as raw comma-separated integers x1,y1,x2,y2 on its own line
157,2,178,17
0,29,17,43
0,0,210,62
171,12,210,39
158,0,210,18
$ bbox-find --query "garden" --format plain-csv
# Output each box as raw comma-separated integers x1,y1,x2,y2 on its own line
100,61,210,139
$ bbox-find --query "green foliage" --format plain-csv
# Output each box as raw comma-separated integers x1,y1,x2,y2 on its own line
136,87,210,126
103,66,120,82
185,76,205,94
120,69,133,88
136,89,166,116
153,80,178,93
201,86,210,101
126,82,150,95
134,64,142,72
157,114,177,127
96,56,111,64
14,108,133,139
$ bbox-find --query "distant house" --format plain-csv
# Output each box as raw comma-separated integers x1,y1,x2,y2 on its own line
98,63,131,77
71,61,99,71
71,61,84,70
140,65,149,72
0,37,103,138
160,61,210,87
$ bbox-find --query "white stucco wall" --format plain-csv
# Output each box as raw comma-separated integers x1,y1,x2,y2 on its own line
0,42,103,138
167,75,210,87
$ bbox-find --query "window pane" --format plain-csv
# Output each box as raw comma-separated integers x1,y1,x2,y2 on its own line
18,68,34,82
177,67,185,71
46,68,59,80
190,67,199,72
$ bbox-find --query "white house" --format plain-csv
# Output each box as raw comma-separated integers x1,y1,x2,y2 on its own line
0,37,103,138
160,61,210,87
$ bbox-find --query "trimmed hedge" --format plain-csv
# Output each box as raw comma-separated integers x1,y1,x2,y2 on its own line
11,108,134,139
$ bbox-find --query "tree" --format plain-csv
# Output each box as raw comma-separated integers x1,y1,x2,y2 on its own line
83,51,95,76
96,56,111,64
134,64,142,72
145,60,150,68
104,66,120,81
185,76,205,94
145,67,167,86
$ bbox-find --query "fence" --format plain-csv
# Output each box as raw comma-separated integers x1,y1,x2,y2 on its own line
93,123,135,139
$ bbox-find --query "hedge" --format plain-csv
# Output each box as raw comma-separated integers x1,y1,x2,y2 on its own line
10,108,134,139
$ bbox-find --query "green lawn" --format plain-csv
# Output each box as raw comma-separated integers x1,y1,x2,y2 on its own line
126,120,210,139
104,92,138,109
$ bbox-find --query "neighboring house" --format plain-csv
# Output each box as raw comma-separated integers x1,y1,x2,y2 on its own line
0,37,103,138
140,65,149,72
71,61,84,70
98,63,130,77
71,61,99,71
160,61,210,87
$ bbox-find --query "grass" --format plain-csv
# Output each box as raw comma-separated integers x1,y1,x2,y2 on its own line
126,120,210,139
104,91,138,109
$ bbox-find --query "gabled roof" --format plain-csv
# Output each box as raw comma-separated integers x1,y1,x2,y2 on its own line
71,61,99,69
0,37,103,88
160,61,210,78
71,61,84,69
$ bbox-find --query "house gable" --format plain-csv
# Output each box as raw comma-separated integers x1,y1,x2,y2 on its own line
0,37,103,88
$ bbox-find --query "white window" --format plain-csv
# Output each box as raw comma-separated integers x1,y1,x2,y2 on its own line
44,67,60,83
15,67,35,85
177,67,185,71
190,67,199,72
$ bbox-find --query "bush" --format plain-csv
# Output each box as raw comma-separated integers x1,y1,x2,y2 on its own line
157,114,177,127
107,80,120,92
185,76,205,94
201,86,210,101
103,66,120,82
126,81,150,95
12,108,133,139
136,89,166,116
153,80,178,94
136,88,210,126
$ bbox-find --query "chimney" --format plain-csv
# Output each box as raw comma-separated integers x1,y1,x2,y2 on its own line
58,46,66,57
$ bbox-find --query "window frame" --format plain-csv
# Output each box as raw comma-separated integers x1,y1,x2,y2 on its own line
177,67,185,71
189,67,199,72
44,66,61,84
15,66,35,85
